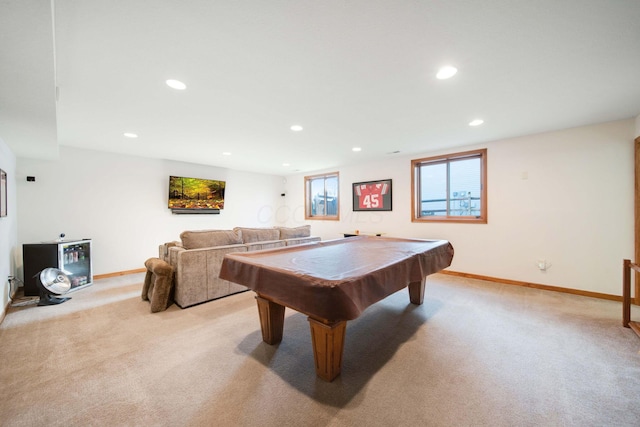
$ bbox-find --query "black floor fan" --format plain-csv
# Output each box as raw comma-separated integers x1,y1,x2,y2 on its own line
36,268,72,306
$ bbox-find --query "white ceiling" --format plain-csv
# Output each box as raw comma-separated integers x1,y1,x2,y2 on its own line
2,0,640,176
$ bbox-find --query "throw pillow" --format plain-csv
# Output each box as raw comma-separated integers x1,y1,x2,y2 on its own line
234,227,280,243
180,230,242,249
279,225,311,239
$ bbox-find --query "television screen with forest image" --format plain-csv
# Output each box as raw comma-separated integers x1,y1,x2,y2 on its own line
168,176,225,213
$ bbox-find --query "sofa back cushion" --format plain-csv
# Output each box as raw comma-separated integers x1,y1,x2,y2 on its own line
278,225,311,239
180,230,242,249
234,227,280,243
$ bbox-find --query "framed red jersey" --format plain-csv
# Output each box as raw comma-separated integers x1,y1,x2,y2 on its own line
352,179,392,211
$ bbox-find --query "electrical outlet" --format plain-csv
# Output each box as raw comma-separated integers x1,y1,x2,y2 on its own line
537,259,552,271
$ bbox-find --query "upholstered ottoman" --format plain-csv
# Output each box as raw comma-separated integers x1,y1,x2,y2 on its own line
142,257,174,313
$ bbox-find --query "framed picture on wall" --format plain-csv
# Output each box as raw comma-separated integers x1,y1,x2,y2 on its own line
0,169,6,217
352,179,392,211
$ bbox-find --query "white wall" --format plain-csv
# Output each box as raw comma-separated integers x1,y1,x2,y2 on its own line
17,147,285,276
283,119,635,296
13,119,635,297
0,138,18,319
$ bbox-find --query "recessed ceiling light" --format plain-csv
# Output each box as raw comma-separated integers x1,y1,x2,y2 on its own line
352,147,362,152
290,125,303,132
469,119,484,126
123,132,138,138
436,66,458,80
222,152,231,156
282,163,290,167
166,79,187,90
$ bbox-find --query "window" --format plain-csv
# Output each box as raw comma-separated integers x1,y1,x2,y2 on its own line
412,149,487,223
305,172,339,220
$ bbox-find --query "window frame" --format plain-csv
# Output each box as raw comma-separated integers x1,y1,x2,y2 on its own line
411,148,487,224
304,171,340,221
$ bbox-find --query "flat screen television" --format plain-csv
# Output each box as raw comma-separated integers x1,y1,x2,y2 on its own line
168,175,225,214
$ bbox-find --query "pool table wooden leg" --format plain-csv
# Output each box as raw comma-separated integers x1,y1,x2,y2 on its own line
255,295,285,344
308,318,346,382
408,276,426,304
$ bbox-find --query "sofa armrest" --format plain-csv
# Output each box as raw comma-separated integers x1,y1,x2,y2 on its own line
168,243,245,267
284,236,321,246
160,241,182,261
171,244,248,308
167,245,185,267
245,240,286,251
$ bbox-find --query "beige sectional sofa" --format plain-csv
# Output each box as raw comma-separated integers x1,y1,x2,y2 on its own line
159,226,320,308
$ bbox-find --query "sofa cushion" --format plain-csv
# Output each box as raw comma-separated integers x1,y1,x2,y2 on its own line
284,236,320,246
246,240,287,251
234,227,280,243
180,230,242,250
279,225,311,239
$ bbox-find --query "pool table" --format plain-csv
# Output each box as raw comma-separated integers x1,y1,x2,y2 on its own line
219,235,454,381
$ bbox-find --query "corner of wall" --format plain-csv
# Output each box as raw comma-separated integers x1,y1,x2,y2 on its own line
0,137,18,323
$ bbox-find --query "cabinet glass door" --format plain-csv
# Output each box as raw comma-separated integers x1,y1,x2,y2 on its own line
59,241,92,290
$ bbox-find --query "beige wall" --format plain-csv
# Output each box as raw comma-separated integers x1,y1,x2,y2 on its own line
282,119,635,296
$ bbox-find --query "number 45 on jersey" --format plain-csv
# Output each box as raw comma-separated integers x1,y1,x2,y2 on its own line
355,182,389,209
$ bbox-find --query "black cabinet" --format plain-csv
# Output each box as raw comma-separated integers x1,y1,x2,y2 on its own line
22,239,93,296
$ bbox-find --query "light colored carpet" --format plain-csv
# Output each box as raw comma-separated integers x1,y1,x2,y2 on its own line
1,273,639,426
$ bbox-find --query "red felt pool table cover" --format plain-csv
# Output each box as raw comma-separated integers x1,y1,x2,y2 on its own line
219,236,454,321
